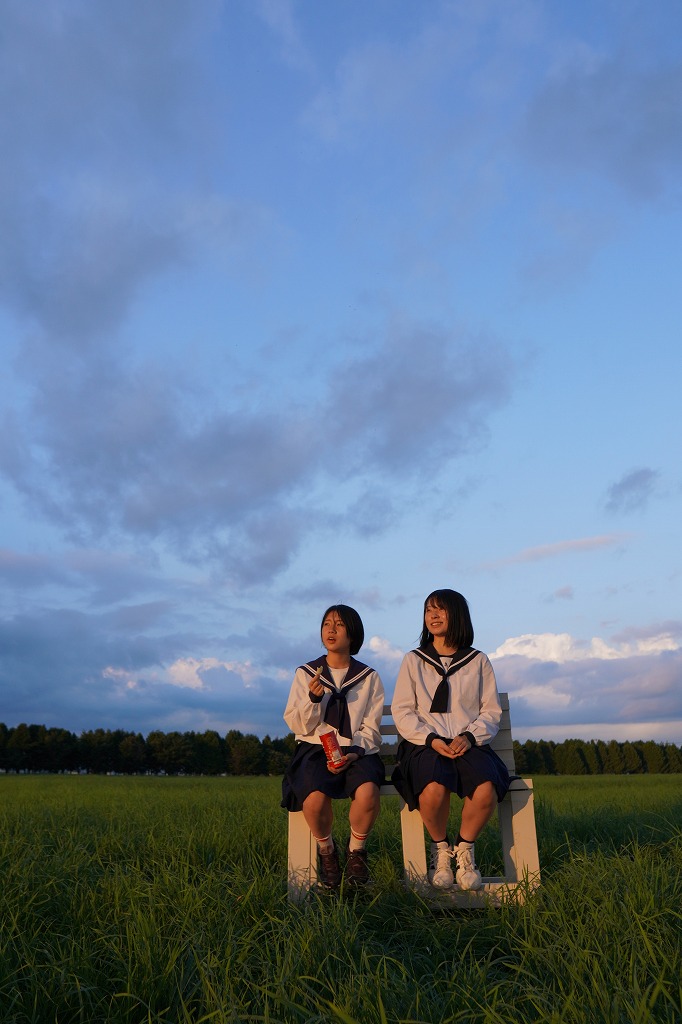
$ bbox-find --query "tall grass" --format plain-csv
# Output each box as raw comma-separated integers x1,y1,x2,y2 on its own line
0,775,680,1023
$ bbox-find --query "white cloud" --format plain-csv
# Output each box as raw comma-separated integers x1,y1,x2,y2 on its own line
166,657,259,691
492,630,680,662
491,629,682,742
367,635,404,664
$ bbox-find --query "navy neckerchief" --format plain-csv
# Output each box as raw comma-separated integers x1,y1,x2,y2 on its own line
302,656,373,739
413,644,479,713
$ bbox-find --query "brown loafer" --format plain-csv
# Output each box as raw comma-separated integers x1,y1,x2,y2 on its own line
345,844,370,886
318,843,342,889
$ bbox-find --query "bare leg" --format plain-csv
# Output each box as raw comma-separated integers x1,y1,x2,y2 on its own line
348,781,380,835
459,781,497,841
302,790,333,844
418,781,451,840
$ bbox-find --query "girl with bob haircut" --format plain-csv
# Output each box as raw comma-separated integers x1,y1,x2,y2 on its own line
391,589,509,891
281,604,385,889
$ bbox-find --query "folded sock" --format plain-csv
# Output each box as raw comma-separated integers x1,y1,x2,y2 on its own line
348,829,369,852
316,834,334,854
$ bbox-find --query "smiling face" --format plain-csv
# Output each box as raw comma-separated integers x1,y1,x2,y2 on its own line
424,599,449,640
321,611,352,657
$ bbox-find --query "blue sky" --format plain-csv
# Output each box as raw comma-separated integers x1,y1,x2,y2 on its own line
1,0,680,745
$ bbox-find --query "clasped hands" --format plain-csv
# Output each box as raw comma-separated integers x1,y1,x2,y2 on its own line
432,735,471,759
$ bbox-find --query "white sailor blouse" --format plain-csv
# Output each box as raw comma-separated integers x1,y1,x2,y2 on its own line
391,646,502,748
283,656,384,755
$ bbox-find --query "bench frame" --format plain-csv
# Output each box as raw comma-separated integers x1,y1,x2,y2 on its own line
287,692,540,906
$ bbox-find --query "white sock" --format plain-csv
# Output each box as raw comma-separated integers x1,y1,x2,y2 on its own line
316,834,333,854
348,829,368,852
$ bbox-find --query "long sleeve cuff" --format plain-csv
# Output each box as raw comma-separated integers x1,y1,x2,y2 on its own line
426,732,452,748
308,691,323,703
460,731,476,747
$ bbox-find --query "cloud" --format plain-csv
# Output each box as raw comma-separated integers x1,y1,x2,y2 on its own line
491,628,682,740
482,534,630,569
609,620,682,646
166,656,259,692
0,604,295,737
2,317,517,585
605,467,660,513
327,319,515,474
367,635,404,665
0,3,521,588
0,2,232,343
521,52,682,198
254,0,314,74
2,604,680,742
492,630,680,662
301,1,542,145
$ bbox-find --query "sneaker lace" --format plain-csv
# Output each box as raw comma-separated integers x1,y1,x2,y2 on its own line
430,845,454,871
456,845,476,872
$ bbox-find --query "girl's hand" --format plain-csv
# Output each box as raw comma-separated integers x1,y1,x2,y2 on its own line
308,666,325,698
448,735,471,758
431,738,456,759
327,752,358,774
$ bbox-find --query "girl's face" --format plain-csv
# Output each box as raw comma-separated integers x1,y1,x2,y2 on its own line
425,600,448,639
321,612,351,656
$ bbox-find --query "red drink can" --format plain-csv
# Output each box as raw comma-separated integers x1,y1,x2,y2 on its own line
320,731,347,768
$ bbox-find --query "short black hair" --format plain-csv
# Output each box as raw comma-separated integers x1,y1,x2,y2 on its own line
320,604,365,656
419,589,474,649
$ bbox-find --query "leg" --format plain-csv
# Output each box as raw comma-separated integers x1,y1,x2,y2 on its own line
302,790,340,889
302,790,333,843
346,782,380,886
453,782,497,891
460,781,497,841
418,781,451,841
348,781,380,836
418,781,454,888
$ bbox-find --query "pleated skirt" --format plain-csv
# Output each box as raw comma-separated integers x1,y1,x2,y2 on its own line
391,740,510,812
281,741,385,812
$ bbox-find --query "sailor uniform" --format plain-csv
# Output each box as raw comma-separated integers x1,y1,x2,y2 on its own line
281,656,385,812
391,645,510,811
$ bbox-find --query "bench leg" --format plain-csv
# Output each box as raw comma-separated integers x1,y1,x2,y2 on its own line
400,799,428,884
498,779,540,886
287,810,317,900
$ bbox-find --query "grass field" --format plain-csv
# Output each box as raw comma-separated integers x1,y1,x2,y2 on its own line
0,774,680,1024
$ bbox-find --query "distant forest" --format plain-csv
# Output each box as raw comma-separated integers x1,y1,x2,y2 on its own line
1,722,681,776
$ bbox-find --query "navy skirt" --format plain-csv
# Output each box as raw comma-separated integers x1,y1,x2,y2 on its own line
391,740,510,812
281,742,385,812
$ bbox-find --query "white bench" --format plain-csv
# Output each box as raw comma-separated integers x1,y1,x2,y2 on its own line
287,693,540,906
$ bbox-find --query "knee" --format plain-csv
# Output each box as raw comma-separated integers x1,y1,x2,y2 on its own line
303,791,329,815
419,781,448,812
353,782,380,813
475,781,497,810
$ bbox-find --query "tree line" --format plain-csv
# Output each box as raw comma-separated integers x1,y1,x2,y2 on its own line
1,720,680,776
0,723,295,776
513,736,682,775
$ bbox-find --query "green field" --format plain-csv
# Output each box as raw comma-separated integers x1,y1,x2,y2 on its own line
1,775,680,1023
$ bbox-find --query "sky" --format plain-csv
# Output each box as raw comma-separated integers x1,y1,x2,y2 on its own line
1,0,681,746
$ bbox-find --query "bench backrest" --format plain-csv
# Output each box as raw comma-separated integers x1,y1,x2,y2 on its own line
380,692,516,773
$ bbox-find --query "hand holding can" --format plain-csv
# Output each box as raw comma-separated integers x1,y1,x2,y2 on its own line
320,731,347,769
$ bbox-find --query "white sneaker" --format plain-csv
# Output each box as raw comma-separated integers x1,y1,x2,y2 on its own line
452,841,483,890
429,841,454,889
